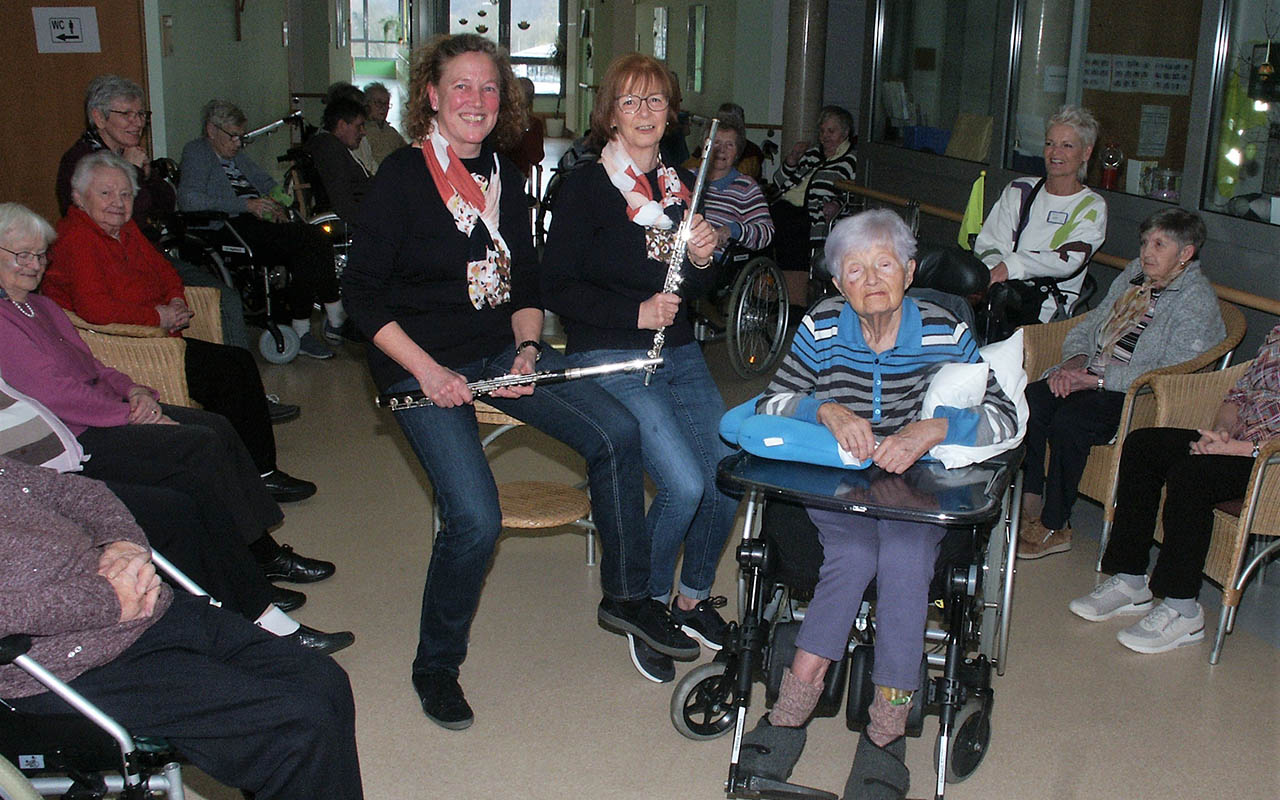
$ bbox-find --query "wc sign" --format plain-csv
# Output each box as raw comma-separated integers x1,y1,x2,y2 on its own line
32,6,102,53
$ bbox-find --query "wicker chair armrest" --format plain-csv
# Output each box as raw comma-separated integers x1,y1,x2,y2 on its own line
64,308,169,338
1018,316,1083,381
75,329,192,407
1149,361,1252,430
183,286,224,344
1238,438,1280,539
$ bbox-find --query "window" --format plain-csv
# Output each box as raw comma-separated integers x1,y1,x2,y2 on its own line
450,0,564,95
873,0,999,162
351,0,406,59
1203,0,1280,223
1006,0,1199,198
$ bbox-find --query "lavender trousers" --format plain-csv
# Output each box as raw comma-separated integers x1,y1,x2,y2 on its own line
795,508,945,690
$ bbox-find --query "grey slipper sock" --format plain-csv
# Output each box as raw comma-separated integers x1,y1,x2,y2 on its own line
739,715,808,782
769,668,825,727
1164,596,1200,618
1116,572,1147,590
842,735,909,800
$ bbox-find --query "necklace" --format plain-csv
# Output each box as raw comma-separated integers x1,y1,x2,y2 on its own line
8,298,34,318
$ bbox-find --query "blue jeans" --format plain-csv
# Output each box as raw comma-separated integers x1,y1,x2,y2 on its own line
570,342,736,602
389,344,648,676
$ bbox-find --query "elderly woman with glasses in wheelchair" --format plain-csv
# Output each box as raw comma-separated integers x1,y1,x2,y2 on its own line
739,209,1019,800
701,112,774,263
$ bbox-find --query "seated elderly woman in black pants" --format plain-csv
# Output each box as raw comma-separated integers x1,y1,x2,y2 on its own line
1018,208,1226,559
1068,323,1280,654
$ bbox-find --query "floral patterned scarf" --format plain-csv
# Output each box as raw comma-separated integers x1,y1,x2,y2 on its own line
599,139,691,262
420,126,511,310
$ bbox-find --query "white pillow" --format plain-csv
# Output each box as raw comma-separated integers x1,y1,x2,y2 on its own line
0,372,86,473
925,329,1029,469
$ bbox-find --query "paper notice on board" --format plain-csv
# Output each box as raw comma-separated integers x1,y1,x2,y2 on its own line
1138,105,1170,158
1043,65,1067,94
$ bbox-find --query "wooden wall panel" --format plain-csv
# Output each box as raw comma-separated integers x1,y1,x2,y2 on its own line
0,1,147,222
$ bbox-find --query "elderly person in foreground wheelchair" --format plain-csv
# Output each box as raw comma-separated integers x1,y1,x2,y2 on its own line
738,209,1019,800
0,457,363,799
43,152,316,502
1018,208,1226,559
177,99,350,359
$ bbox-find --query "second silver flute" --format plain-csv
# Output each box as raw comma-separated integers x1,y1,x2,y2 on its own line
644,117,720,386
375,356,663,411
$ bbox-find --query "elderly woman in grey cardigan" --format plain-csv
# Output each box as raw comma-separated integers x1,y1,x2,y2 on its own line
1018,208,1226,558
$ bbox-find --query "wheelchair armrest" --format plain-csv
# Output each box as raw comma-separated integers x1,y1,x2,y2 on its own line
0,633,33,665
174,210,231,230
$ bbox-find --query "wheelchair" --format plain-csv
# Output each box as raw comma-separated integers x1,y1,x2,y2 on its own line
691,243,792,379
0,553,206,799
670,448,1023,800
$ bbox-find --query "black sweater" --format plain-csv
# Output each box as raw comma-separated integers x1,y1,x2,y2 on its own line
342,144,539,390
541,162,718,354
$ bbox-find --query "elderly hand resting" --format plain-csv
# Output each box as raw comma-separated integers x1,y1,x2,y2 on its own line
1190,429,1256,457
1047,355,1098,397
817,403,948,474
245,197,288,223
127,386,175,425
155,297,194,333
98,541,162,623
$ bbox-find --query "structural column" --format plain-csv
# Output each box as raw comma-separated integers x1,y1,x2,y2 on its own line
782,0,829,154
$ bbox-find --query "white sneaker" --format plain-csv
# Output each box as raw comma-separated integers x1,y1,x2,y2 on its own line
1068,575,1155,621
1116,602,1205,654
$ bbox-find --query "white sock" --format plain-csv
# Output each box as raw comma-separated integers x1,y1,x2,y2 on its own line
1116,573,1147,590
255,605,301,636
1163,597,1200,618
291,318,311,336
323,301,346,328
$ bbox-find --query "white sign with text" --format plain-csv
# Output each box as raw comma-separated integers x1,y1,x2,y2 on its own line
32,7,101,54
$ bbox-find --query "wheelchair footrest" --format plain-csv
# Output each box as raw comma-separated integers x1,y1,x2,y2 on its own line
730,773,839,800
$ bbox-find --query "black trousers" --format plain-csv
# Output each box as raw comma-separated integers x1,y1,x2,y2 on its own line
76,405,283,545
105,480,273,619
230,214,340,319
769,199,815,272
1101,427,1255,599
8,594,363,800
184,336,275,473
1023,380,1125,528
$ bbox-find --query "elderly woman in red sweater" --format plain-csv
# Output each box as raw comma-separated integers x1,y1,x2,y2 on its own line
44,150,313,502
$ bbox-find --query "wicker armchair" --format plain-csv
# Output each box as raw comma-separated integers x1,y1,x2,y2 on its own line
1020,299,1247,569
1146,363,1280,663
60,286,225,408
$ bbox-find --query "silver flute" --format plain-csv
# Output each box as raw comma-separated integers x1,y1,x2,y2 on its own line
375,356,664,411
644,117,720,386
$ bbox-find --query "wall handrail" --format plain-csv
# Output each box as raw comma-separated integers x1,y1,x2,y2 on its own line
833,179,1280,317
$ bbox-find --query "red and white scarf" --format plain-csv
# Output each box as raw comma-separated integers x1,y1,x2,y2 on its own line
600,139,691,262
420,125,511,310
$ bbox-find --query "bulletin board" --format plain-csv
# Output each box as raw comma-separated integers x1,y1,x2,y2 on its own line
1080,0,1200,186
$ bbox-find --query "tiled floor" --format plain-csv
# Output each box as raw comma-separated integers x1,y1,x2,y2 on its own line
168,324,1279,800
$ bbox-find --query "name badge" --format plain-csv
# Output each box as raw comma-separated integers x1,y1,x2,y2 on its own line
1046,210,1068,224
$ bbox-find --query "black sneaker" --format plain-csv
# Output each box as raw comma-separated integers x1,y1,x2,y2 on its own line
598,597,700,660
412,670,474,730
626,634,674,683
670,595,729,651
265,394,300,424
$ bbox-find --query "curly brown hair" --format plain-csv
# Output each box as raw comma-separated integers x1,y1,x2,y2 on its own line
403,33,526,151
588,53,679,150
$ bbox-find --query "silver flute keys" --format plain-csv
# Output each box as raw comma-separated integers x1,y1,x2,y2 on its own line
644,117,720,386
375,356,664,411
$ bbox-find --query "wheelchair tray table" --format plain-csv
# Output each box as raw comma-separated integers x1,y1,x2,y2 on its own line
717,447,1022,527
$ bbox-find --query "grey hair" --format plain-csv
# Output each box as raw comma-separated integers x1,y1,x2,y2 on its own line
201,99,247,133
70,150,139,198
818,105,854,139
824,209,917,280
362,81,391,99
1046,104,1099,180
0,203,57,249
85,74,144,127
1139,207,1207,257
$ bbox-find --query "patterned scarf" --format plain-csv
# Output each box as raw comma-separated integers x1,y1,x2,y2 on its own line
1095,261,1188,366
599,139,691,262
420,126,510,310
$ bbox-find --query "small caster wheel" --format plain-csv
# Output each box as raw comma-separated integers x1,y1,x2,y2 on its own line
935,698,991,783
670,661,737,740
258,326,300,364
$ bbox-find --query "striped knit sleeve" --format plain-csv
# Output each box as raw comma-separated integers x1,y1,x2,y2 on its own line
756,299,841,421
917,305,1019,447
728,176,774,251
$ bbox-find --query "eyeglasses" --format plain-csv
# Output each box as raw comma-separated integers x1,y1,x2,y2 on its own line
616,94,670,114
0,246,49,266
214,124,245,143
107,109,152,124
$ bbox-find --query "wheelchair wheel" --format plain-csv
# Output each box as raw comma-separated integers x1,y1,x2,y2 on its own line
726,256,790,378
670,661,737,740
0,756,40,800
935,698,991,784
258,326,301,364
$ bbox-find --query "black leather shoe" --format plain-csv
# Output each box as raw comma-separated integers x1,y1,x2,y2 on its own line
266,395,301,424
285,624,354,655
412,670,474,730
270,586,307,612
261,470,316,503
258,544,335,583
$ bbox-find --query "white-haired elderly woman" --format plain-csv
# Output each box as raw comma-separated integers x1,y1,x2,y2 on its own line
738,209,1019,800
362,81,406,169
973,104,1108,322
56,73,175,224
177,99,348,359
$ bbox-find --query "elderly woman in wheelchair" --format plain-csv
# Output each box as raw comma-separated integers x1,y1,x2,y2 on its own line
732,210,1020,799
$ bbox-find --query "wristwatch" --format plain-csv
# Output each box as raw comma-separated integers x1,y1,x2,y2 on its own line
1252,442,1261,459
1095,374,1105,391
518,340,543,362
